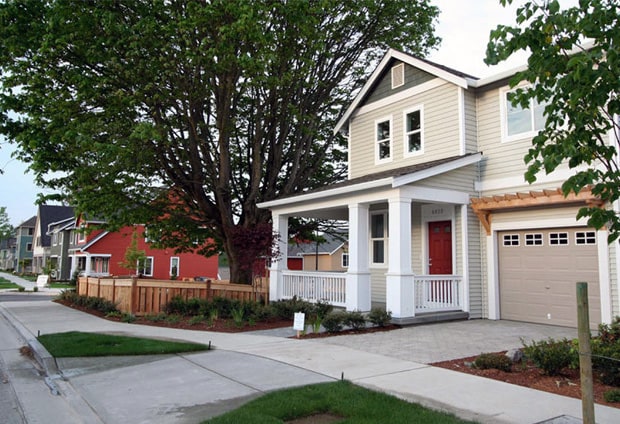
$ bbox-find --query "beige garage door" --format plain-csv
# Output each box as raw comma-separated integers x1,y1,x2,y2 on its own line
498,228,600,328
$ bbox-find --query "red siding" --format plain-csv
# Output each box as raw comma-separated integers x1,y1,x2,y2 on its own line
82,226,218,280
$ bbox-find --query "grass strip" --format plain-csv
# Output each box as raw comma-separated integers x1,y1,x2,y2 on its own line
38,331,210,357
204,381,476,424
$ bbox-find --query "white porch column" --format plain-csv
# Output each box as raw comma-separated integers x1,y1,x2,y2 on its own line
386,196,414,318
487,233,500,320
346,204,371,312
269,214,288,302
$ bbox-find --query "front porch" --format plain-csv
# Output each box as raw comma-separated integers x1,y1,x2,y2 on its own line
277,270,467,323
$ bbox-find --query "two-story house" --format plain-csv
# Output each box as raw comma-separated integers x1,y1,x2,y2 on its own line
0,236,16,270
259,49,618,329
32,205,75,275
14,216,36,273
47,216,75,280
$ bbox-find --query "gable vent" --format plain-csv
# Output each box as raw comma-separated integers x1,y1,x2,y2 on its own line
391,63,404,89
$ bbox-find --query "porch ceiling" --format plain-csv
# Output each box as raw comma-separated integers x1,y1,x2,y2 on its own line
471,186,603,235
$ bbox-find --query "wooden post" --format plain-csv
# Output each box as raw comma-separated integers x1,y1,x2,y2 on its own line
130,277,139,315
576,282,595,424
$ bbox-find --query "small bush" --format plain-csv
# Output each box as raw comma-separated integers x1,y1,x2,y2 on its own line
165,314,182,324
592,338,620,387
121,313,136,323
473,353,513,372
212,297,239,319
343,310,366,330
18,286,25,292
105,311,122,318
144,312,167,322
522,338,575,376
231,306,245,327
368,308,392,327
270,296,315,320
188,315,205,326
604,388,620,403
33,286,38,292
322,312,345,333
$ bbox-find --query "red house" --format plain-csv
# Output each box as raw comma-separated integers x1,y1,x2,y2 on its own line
68,216,218,280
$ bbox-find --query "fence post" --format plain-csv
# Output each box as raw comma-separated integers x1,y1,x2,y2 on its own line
576,282,595,424
206,279,212,301
96,278,101,298
111,278,116,305
130,277,139,315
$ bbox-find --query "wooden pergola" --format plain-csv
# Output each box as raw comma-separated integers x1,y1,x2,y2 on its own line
470,186,604,235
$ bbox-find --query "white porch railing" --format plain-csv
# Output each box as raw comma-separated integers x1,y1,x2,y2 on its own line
281,271,346,307
414,275,462,313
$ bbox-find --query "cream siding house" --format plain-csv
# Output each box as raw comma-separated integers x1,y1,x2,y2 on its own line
258,49,619,328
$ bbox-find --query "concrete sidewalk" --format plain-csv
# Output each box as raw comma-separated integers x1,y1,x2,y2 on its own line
1,296,619,423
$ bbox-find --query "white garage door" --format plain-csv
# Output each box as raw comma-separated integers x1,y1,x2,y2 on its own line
498,228,600,328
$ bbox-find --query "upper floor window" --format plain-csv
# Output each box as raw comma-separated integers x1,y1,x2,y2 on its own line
28,228,34,236
77,225,86,243
52,232,58,246
26,242,32,251
375,118,392,164
403,106,424,156
502,86,548,142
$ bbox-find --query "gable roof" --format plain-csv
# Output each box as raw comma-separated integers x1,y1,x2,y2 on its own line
16,216,36,228
37,205,74,247
334,49,479,134
288,233,346,257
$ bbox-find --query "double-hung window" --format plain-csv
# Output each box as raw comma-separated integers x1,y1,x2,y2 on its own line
403,106,423,156
502,86,548,141
375,118,392,163
138,257,154,277
370,212,388,265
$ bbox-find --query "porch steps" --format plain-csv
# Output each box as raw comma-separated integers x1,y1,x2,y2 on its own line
392,311,469,326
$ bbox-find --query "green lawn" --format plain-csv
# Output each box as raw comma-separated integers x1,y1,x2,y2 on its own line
48,282,75,289
0,279,20,289
37,331,211,357
204,381,476,424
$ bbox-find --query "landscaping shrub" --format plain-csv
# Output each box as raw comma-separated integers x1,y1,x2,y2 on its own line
591,337,620,387
211,297,239,319
164,296,187,315
522,338,576,376
322,312,346,333
604,388,620,403
188,315,205,326
121,313,136,323
343,310,366,330
473,353,513,372
271,297,314,319
144,312,167,322
367,308,392,327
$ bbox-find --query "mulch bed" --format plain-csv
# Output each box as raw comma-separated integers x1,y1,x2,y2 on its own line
432,353,620,408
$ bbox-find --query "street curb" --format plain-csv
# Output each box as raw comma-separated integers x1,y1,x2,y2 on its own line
0,303,60,376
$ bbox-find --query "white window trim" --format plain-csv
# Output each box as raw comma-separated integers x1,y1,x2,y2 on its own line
403,105,424,157
170,256,180,277
391,63,404,89
548,232,569,246
374,116,393,165
499,84,543,143
341,252,349,268
575,231,597,245
370,211,388,268
139,256,154,277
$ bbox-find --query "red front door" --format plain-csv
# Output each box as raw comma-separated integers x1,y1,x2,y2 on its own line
429,221,452,274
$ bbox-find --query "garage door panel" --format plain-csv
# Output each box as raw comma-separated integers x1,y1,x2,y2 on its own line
499,227,600,328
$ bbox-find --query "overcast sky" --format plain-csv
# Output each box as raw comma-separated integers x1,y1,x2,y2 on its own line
0,1,576,227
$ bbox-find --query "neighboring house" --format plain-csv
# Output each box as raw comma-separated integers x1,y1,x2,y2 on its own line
14,216,36,273
32,205,75,275
67,215,218,280
259,48,618,328
47,216,76,280
0,236,16,271
288,234,348,272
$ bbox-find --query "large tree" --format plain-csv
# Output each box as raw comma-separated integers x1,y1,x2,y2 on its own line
0,0,440,282
486,0,620,241
0,207,12,239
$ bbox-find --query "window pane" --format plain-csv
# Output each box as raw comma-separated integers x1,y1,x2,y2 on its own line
372,240,384,263
371,215,384,238
408,133,421,152
533,99,546,131
378,140,390,159
406,111,420,131
506,100,532,136
377,121,390,140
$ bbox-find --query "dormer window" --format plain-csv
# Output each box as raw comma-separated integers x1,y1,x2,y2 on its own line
375,117,392,163
391,63,404,89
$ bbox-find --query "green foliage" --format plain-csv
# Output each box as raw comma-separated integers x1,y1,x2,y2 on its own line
57,291,119,314
165,314,181,324
368,308,393,327
473,353,513,372
121,313,136,323
0,0,440,284
0,207,13,240
118,229,146,274
604,389,620,403
486,0,620,242
206,381,476,424
33,286,38,292
37,331,209,357
144,312,167,322
592,317,620,386
231,306,245,327
18,286,25,292
270,297,315,320
343,310,366,331
322,312,346,333
522,338,576,376
188,315,205,326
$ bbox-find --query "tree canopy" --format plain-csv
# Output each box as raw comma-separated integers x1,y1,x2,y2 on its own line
486,0,620,241
0,207,13,239
0,0,440,281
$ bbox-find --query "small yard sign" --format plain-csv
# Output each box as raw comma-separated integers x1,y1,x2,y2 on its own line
36,274,50,288
293,312,305,338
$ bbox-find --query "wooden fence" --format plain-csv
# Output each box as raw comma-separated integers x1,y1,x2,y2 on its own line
77,276,269,315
